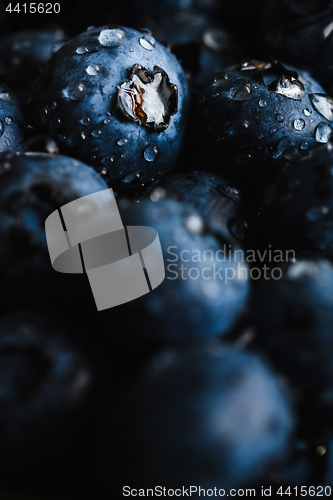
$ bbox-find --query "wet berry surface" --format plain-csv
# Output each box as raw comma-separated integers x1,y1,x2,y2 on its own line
1,1,333,499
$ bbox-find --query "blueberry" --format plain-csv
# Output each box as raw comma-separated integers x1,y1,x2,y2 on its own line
0,28,67,84
262,0,333,87
0,311,95,487
252,259,333,423
0,83,27,153
0,152,108,312
32,25,189,190
143,170,249,246
196,58,333,186
115,197,250,343
106,346,293,492
260,146,333,260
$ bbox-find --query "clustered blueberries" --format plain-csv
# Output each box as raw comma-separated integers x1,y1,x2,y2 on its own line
1,0,333,498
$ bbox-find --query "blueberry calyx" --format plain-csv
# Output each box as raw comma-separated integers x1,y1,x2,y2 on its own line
117,64,178,132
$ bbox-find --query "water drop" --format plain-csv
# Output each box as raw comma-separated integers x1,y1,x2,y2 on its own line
80,117,91,125
231,83,252,101
76,46,89,54
259,99,267,107
275,113,283,122
86,64,100,76
99,26,127,47
122,170,142,185
139,34,156,51
117,138,128,146
92,129,102,137
309,94,333,121
143,144,159,162
4,117,13,124
303,108,311,116
213,73,229,87
0,91,11,102
293,118,305,130
268,75,305,100
63,81,85,100
315,122,332,143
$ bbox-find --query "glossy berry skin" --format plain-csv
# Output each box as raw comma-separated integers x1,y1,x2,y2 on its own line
32,25,189,191
0,83,27,153
0,152,108,313
116,198,250,344
252,259,333,423
143,170,249,246
260,147,333,260
108,346,293,492
0,28,67,84
196,58,333,186
262,0,333,87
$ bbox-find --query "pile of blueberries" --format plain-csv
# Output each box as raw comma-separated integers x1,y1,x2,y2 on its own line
3,0,333,498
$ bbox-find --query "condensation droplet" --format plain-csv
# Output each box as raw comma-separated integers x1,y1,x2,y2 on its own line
117,138,128,146
86,64,100,76
99,26,127,47
80,117,91,125
0,91,11,102
231,83,252,101
63,81,85,100
139,34,156,51
293,118,305,130
92,129,102,137
315,122,333,143
143,144,159,162
309,93,333,121
76,46,89,54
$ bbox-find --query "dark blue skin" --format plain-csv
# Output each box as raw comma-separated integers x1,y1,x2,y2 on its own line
260,146,333,260
116,198,250,344
0,83,27,153
106,346,294,493
262,0,333,87
0,28,67,84
0,152,109,313
32,25,189,191
196,58,333,186
143,170,249,246
252,259,333,424
0,311,95,490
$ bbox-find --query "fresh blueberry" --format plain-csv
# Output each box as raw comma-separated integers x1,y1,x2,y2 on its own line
262,0,333,88
0,83,27,153
0,28,67,84
260,146,333,260
115,197,250,344
252,259,333,423
196,58,333,187
106,345,294,492
0,310,95,489
32,25,189,190
0,152,108,313
143,170,249,246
